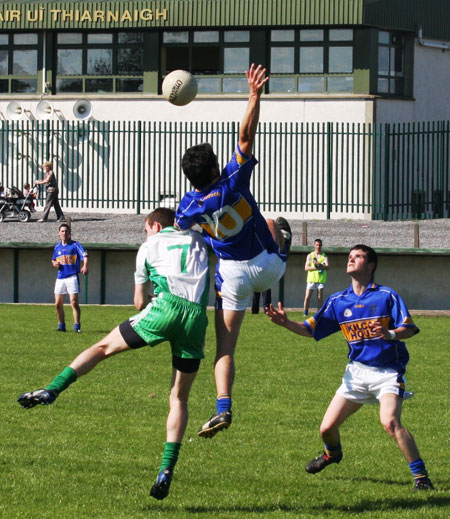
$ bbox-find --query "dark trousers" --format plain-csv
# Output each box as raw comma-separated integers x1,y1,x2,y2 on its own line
41,189,64,221
251,289,272,314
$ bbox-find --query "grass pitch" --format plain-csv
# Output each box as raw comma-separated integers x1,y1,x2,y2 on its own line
1,305,449,519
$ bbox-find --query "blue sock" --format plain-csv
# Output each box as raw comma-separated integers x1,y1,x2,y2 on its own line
409,458,428,479
58,322,66,331
216,395,231,414
74,323,81,331
324,443,342,458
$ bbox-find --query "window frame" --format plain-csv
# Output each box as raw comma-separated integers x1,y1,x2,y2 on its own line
54,31,145,94
376,30,405,96
160,29,251,94
268,27,354,94
0,32,41,94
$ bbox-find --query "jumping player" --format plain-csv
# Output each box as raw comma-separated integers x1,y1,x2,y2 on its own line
18,208,210,500
52,223,88,333
175,64,291,438
267,244,433,491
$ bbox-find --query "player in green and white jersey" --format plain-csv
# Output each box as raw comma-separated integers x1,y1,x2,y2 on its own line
17,208,210,501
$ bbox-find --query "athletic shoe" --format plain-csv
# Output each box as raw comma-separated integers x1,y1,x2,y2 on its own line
57,218,66,223
198,410,232,438
37,219,47,223
305,451,343,474
74,324,81,333
275,217,292,254
57,326,66,332
17,389,59,409
413,477,434,491
150,469,173,500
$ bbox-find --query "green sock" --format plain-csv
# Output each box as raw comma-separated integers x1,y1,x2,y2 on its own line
45,366,77,393
159,442,181,472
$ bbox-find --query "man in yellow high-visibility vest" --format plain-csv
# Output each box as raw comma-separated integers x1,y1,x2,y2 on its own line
303,239,329,316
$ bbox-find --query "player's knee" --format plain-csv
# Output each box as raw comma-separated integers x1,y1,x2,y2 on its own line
380,416,398,437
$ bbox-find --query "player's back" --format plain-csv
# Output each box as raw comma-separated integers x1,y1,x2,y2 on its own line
138,228,210,306
176,150,278,261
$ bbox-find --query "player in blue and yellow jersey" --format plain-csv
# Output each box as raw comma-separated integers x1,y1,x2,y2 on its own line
18,208,210,500
52,223,88,332
175,64,292,438
267,244,433,491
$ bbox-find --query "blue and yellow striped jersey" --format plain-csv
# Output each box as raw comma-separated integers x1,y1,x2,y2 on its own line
304,283,419,371
52,240,87,279
175,144,282,261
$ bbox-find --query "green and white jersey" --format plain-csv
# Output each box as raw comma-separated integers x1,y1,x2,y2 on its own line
134,227,210,307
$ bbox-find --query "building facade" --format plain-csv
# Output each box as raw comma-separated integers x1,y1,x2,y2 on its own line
0,0,449,219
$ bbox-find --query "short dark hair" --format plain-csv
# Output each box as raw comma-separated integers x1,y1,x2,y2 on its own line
181,143,218,189
58,223,71,232
145,207,175,228
314,238,322,245
350,244,378,276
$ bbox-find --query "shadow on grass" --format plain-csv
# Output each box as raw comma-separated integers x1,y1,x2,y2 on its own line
143,495,450,515
143,504,305,514
311,495,450,514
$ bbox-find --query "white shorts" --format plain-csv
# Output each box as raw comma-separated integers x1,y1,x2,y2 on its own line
54,275,80,295
336,362,413,405
306,282,325,290
216,250,286,311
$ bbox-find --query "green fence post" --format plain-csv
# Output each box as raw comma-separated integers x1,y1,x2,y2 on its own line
383,124,391,221
327,122,333,219
13,249,19,303
100,250,106,305
84,274,88,305
136,121,142,215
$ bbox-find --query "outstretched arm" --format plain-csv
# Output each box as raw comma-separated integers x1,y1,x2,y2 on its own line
266,302,313,337
238,63,269,157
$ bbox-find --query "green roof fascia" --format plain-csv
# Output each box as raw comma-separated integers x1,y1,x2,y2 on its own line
363,0,450,41
0,1,447,40
0,0,365,30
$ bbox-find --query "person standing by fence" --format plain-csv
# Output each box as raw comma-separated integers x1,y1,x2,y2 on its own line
35,161,65,223
303,239,329,316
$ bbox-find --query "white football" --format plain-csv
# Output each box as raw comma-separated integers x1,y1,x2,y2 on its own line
162,70,198,106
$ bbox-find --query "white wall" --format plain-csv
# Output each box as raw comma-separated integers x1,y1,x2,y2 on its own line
1,246,449,310
375,40,450,123
0,96,373,125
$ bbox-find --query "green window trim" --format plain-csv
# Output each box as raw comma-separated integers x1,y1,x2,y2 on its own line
0,32,41,93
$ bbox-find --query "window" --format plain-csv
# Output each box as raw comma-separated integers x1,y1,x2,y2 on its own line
0,33,40,93
377,31,404,95
161,30,250,93
55,32,144,93
269,28,354,94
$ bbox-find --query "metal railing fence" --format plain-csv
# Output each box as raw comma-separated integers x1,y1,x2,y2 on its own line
1,119,449,220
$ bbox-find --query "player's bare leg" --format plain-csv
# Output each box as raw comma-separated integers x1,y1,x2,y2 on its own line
69,326,131,376
69,293,81,332
55,293,66,331
151,368,198,500
303,289,313,316
17,326,131,409
317,288,324,309
379,394,433,490
306,394,361,474
198,308,245,438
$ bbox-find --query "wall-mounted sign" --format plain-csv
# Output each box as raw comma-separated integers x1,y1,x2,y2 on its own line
0,2,169,29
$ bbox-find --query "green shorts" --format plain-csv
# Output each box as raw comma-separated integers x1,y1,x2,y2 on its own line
124,292,208,360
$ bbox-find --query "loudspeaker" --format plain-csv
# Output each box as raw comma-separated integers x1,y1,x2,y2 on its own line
36,100,54,120
73,99,92,120
6,101,24,120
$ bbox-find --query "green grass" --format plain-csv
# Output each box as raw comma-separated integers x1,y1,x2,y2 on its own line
1,305,449,519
